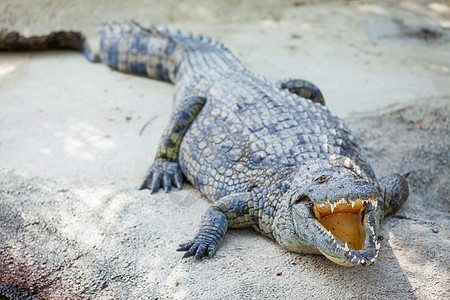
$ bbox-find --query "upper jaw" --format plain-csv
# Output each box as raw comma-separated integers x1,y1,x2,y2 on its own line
292,193,381,266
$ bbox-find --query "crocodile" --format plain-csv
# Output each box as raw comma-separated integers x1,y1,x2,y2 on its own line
0,22,409,267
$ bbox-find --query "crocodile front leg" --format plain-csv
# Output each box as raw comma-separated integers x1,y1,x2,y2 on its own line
140,96,206,193
379,173,409,216
277,78,325,105
177,192,255,259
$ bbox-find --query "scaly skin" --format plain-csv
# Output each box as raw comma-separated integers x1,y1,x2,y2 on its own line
0,22,409,267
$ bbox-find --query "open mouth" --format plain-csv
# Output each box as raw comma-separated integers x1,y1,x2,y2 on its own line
292,192,381,266
313,199,377,251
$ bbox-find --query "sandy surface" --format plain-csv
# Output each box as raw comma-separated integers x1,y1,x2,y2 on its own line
0,0,449,299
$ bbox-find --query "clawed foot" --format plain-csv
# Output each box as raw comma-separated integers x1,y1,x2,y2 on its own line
176,208,228,259
177,235,220,259
177,206,228,259
139,160,183,193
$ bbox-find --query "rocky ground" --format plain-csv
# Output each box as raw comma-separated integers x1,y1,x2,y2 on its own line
0,1,449,299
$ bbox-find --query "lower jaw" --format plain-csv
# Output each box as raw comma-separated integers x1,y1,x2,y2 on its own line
314,216,379,266
318,248,356,266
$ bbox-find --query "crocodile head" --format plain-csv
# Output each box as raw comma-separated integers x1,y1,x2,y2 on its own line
288,162,382,266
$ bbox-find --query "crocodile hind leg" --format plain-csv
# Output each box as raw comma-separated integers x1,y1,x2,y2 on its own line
379,173,409,216
177,192,254,259
140,96,206,193
276,78,325,105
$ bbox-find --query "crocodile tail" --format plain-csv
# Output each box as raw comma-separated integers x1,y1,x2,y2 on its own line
99,22,183,83
0,29,99,62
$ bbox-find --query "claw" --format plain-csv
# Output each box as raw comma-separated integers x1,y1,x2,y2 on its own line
174,172,183,190
194,243,208,259
139,178,151,190
177,241,194,252
163,173,171,193
182,242,199,258
207,246,216,258
150,172,163,194
139,170,153,190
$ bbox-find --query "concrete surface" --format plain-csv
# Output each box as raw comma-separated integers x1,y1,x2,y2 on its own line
0,1,449,299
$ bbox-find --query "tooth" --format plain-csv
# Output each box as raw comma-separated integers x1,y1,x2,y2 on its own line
374,200,378,207
344,242,349,252
375,242,380,250
361,259,365,264
330,203,335,213
351,201,355,208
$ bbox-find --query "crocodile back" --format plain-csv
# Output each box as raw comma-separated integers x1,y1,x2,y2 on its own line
178,73,376,202
169,31,246,77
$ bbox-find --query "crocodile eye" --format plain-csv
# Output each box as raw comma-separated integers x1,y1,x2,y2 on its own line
314,175,328,184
